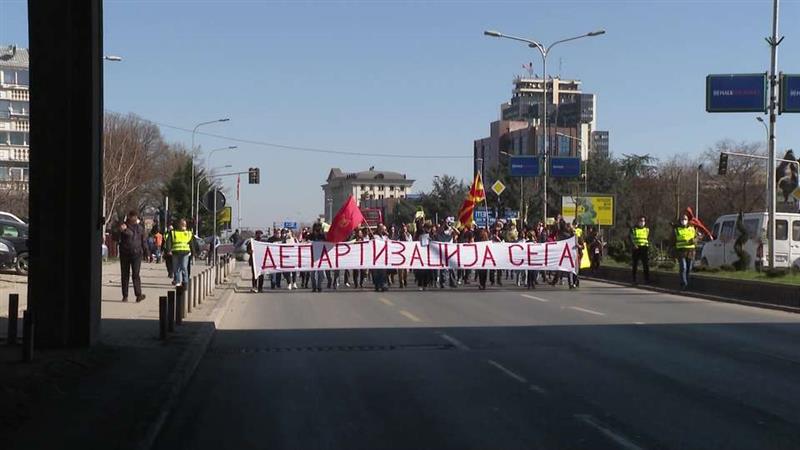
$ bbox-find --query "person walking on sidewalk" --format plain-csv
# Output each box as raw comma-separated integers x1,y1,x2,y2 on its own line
116,210,149,302
630,215,650,284
673,213,698,290
165,218,193,288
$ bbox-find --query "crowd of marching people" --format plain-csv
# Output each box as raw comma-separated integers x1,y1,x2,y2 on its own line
247,216,602,294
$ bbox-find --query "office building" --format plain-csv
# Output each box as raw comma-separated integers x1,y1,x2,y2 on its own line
322,167,415,222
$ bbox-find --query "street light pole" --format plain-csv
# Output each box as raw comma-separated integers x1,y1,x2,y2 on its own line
765,0,782,269
190,118,230,234
484,29,605,223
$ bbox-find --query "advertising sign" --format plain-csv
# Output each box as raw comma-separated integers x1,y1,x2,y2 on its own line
780,74,800,113
706,73,767,113
509,156,542,177
561,195,615,226
549,157,581,178
283,221,298,230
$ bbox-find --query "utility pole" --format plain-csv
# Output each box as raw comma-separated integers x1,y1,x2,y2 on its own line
766,0,783,269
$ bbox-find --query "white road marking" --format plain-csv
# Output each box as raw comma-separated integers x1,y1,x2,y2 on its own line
634,321,646,325
528,384,548,395
569,306,606,316
520,294,550,302
378,297,395,306
399,310,422,322
574,414,645,450
487,360,527,383
439,332,470,351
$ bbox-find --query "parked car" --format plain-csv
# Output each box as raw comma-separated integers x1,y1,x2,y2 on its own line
0,219,28,274
0,237,18,272
0,211,26,225
699,212,800,270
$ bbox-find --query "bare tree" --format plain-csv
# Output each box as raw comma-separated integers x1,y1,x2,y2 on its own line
103,112,168,225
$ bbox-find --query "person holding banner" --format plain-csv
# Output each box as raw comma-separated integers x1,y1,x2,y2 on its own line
372,224,390,292
247,230,265,293
415,222,433,291
309,222,326,292
475,228,490,290
283,230,298,290
397,224,413,288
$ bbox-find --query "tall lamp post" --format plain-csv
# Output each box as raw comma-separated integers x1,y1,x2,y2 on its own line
757,116,770,213
190,118,230,233
484,29,604,222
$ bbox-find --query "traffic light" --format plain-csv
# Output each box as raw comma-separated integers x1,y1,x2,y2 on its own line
718,153,728,175
248,167,260,184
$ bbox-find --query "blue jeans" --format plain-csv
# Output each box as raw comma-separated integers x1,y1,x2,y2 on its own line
172,252,189,286
311,271,325,291
677,254,692,288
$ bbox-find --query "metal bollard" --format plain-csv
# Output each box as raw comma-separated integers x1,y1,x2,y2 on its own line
186,278,193,313
176,286,185,324
8,293,19,344
22,309,33,362
159,296,168,340
167,291,176,332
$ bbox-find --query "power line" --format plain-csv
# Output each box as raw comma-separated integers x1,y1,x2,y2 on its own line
106,110,470,160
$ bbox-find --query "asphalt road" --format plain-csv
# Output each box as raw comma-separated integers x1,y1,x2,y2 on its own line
154,272,800,450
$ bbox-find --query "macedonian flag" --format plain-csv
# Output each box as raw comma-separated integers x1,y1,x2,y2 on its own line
457,172,486,229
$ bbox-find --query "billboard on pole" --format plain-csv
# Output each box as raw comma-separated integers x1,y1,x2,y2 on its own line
706,73,767,113
780,74,800,113
561,195,614,226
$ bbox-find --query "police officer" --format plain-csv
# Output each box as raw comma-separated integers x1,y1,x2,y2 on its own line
631,215,650,284
673,213,697,290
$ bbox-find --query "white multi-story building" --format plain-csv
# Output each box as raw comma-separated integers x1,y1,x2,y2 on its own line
322,167,414,221
0,45,30,191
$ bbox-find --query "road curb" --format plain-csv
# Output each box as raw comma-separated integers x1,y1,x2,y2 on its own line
582,275,800,315
134,269,240,450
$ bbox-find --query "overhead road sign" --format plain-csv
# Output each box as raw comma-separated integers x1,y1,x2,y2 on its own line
706,73,767,113
549,157,581,178
509,156,542,177
780,74,800,113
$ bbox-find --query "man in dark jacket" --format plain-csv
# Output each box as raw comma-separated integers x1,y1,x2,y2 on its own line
117,210,149,302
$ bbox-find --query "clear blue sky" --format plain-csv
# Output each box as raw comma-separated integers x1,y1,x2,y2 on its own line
2,0,800,227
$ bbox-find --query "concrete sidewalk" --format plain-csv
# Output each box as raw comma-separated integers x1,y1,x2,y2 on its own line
1,259,239,450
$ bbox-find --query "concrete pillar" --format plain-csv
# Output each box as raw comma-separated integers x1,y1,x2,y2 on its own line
27,1,104,347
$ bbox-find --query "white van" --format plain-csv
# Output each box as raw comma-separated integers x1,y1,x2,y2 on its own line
700,212,800,269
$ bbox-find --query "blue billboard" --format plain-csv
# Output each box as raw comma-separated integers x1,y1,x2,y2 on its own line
473,209,495,228
509,156,541,177
706,73,767,113
549,157,581,178
781,74,800,113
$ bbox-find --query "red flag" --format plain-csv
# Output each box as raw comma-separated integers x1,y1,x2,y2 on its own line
684,206,714,239
236,175,240,201
327,195,366,243
457,172,486,229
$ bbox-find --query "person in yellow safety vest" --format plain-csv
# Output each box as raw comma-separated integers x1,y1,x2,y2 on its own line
572,219,591,277
630,215,650,284
165,218,193,288
673,213,697,290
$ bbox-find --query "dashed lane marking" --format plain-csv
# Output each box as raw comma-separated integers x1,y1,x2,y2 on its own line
568,306,606,316
399,310,422,322
574,414,645,450
487,360,527,384
438,332,470,351
378,297,395,306
520,294,550,302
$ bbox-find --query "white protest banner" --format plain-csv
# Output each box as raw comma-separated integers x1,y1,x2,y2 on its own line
250,238,578,276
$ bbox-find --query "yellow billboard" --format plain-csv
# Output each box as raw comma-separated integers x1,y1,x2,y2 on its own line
561,195,614,226
217,206,232,224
